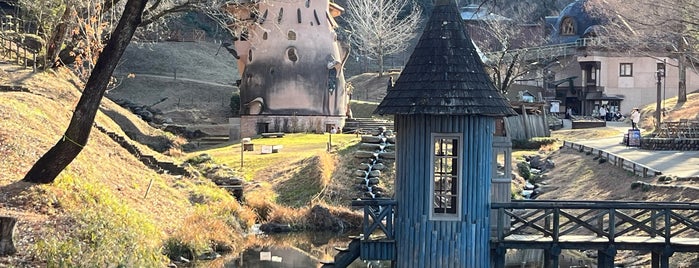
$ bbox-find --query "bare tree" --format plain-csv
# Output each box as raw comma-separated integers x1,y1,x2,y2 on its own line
344,0,422,76
23,0,148,184
470,2,550,94
586,0,699,102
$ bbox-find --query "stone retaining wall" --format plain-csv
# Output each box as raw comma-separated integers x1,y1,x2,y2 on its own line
641,138,699,151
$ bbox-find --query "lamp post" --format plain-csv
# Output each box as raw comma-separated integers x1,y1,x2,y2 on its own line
656,63,665,129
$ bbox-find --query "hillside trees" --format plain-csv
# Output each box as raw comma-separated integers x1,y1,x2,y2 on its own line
23,0,147,183
586,0,699,103
343,0,422,77
17,0,242,74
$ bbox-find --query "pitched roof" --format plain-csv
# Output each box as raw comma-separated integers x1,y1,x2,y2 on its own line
374,0,516,117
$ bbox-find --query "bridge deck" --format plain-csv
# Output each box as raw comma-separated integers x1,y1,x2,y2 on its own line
494,234,699,251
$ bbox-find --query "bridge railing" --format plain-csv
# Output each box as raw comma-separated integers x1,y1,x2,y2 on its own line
492,200,699,245
351,199,396,241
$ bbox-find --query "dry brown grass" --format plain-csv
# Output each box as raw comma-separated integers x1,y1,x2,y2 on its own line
0,61,253,266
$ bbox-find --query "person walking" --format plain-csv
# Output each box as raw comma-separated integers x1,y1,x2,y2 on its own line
630,108,641,130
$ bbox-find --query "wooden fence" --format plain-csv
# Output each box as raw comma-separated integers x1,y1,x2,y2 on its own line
504,113,550,140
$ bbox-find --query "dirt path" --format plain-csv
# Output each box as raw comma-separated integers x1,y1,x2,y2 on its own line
122,73,238,89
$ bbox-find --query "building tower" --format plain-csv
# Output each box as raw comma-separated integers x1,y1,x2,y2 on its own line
227,0,350,137
374,0,516,266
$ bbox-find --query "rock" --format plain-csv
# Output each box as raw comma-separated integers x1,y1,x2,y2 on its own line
308,205,347,232
378,152,395,159
367,170,381,177
524,182,535,190
361,136,385,144
359,163,372,170
213,176,243,186
355,151,379,159
369,186,386,193
198,252,221,260
359,143,383,151
544,159,555,169
371,163,386,171
354,170,370,177
259,222,293,233
528,155,546,170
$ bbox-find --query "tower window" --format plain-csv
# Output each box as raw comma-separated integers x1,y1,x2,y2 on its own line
430,133,462,221
288,30,296,40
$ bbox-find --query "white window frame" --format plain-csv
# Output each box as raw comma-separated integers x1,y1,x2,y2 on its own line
429,133,463,221
619,63,633,77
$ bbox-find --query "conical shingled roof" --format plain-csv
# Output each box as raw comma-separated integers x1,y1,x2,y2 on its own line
374,0,517,116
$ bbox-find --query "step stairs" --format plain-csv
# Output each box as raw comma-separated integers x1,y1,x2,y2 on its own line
93,124,192,177
343,118,394,134
320,236,361,268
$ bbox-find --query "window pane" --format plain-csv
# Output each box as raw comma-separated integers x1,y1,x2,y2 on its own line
432,135,460,217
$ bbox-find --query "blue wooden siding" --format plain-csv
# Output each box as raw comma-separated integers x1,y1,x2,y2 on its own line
394,114,494,267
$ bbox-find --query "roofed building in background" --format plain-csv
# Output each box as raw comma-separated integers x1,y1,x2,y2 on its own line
226,0,350,137
504,0,699,117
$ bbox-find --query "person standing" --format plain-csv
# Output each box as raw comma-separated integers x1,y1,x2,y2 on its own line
630,108,641,130
599,105,608,121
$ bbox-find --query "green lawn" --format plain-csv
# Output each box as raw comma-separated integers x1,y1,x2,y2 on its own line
199,133,361,180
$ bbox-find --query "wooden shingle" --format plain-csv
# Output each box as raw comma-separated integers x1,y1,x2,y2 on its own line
374,0,516,117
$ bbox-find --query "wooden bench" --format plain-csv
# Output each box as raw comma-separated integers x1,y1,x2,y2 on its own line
261,132,285,138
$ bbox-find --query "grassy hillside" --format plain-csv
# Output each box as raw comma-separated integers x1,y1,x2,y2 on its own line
0,64,254,266
0,58,368,266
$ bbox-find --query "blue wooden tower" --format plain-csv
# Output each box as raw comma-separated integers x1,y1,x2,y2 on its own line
374,0,516,266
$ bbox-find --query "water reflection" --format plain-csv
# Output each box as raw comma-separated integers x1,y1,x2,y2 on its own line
225,231,386,267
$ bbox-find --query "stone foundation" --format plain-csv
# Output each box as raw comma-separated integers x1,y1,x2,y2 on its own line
641,138,699,151
240,115,346,138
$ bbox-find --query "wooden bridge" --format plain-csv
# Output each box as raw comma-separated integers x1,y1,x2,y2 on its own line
326,199,699,268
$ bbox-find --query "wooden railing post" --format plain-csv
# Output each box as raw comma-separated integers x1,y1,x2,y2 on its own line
0,216,17,256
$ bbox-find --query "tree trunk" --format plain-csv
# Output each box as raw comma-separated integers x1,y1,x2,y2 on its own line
678,54,687,103
22,0,149,184
46,6,73,69
378,38,384,77
0,216,16,256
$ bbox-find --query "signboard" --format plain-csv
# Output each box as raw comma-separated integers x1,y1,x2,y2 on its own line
627,129,641,147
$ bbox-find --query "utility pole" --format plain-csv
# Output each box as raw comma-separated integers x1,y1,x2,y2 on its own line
656,68,663,129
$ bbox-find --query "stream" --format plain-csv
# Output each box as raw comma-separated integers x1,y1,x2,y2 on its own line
223,231,386,267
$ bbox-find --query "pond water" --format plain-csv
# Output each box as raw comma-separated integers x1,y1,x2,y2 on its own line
223,231,389,268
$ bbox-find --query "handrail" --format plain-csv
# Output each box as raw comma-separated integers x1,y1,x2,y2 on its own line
492,201,699,246
351,199,397,241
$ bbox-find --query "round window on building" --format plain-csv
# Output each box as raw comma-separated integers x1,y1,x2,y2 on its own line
561,17,575,36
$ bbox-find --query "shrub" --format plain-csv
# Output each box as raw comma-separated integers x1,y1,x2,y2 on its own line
512,138,557,150
164,200,254,261
517,162,531,181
